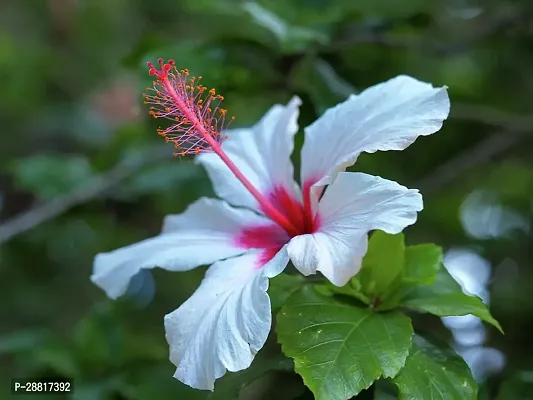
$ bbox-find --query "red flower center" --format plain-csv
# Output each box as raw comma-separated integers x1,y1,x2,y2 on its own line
235,183,320,266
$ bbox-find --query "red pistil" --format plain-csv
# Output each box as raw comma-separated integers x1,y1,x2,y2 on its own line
143,59,300,237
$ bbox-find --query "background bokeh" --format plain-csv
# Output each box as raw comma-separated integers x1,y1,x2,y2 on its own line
0,0,532,398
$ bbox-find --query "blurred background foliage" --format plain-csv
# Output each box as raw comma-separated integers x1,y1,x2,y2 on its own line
0,0,532,398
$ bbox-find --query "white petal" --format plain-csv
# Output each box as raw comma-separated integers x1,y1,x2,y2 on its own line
287,232,368,287
162,197,268,233
164,247,289,390
301,75,449,194
197,97,302,212
91,197,270,299
288,172,422,286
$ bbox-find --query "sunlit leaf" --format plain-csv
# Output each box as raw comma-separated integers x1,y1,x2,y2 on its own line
358,231,405,299
403,244,443,285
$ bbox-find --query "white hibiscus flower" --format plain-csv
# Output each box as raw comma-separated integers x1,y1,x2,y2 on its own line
91,59,450,390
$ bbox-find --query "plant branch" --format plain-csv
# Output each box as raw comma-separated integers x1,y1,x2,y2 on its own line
0,145,171,245
416,127,531,195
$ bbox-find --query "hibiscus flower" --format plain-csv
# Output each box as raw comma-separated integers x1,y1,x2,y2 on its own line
91,59,449,390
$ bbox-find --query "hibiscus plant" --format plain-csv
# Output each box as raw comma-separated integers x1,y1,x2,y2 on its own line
91,59,501,399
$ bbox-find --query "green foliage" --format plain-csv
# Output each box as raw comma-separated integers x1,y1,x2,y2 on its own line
357,231,405,300
402,268,502,332
274,232,501,399
393,336,478,400
243,2,328,53
268,272,306,310
277,285,413,399
9,154,93,200
402,244,443,286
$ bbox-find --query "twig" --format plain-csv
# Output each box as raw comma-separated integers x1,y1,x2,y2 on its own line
416,128,531,194
415,103,533,194
0,145,171,245
451,103,533,128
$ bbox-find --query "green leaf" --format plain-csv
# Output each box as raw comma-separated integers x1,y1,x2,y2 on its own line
359,231,405,298
403,244,443,285
243,2,327,52
315,278,371,306
277,286,413,400
268,273,306,310
290,57,356,114
393,335,478,400
402,268,502,332
9,154,93,200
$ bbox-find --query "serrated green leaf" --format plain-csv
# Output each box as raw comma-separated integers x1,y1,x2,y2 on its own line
359,231,405,298
402,268,502,332
277,286,413,400
393,335,478,400
268,273,306,310
403,244,443,285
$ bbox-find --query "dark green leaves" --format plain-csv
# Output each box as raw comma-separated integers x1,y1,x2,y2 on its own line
275,233,502,399
393,336,478,400
277,286,413,399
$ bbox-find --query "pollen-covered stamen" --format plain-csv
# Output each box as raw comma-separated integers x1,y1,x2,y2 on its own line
143,59,301,237
143,60,231,156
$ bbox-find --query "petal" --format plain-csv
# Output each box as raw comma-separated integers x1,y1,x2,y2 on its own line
162,197,269,233
197,97,302,212
164,247,289,390
301,75,449,194
288,172,422,286
287,232,369,287
92,197,270,299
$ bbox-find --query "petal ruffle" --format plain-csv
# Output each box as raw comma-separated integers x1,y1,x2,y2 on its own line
288,172,422,286
91,197,270,299
164,247,289,390
300,75,449,206
197,97,301,213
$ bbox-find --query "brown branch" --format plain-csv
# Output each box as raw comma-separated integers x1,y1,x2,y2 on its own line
416,128,531,195
415,104,533,194
0,145,171,245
